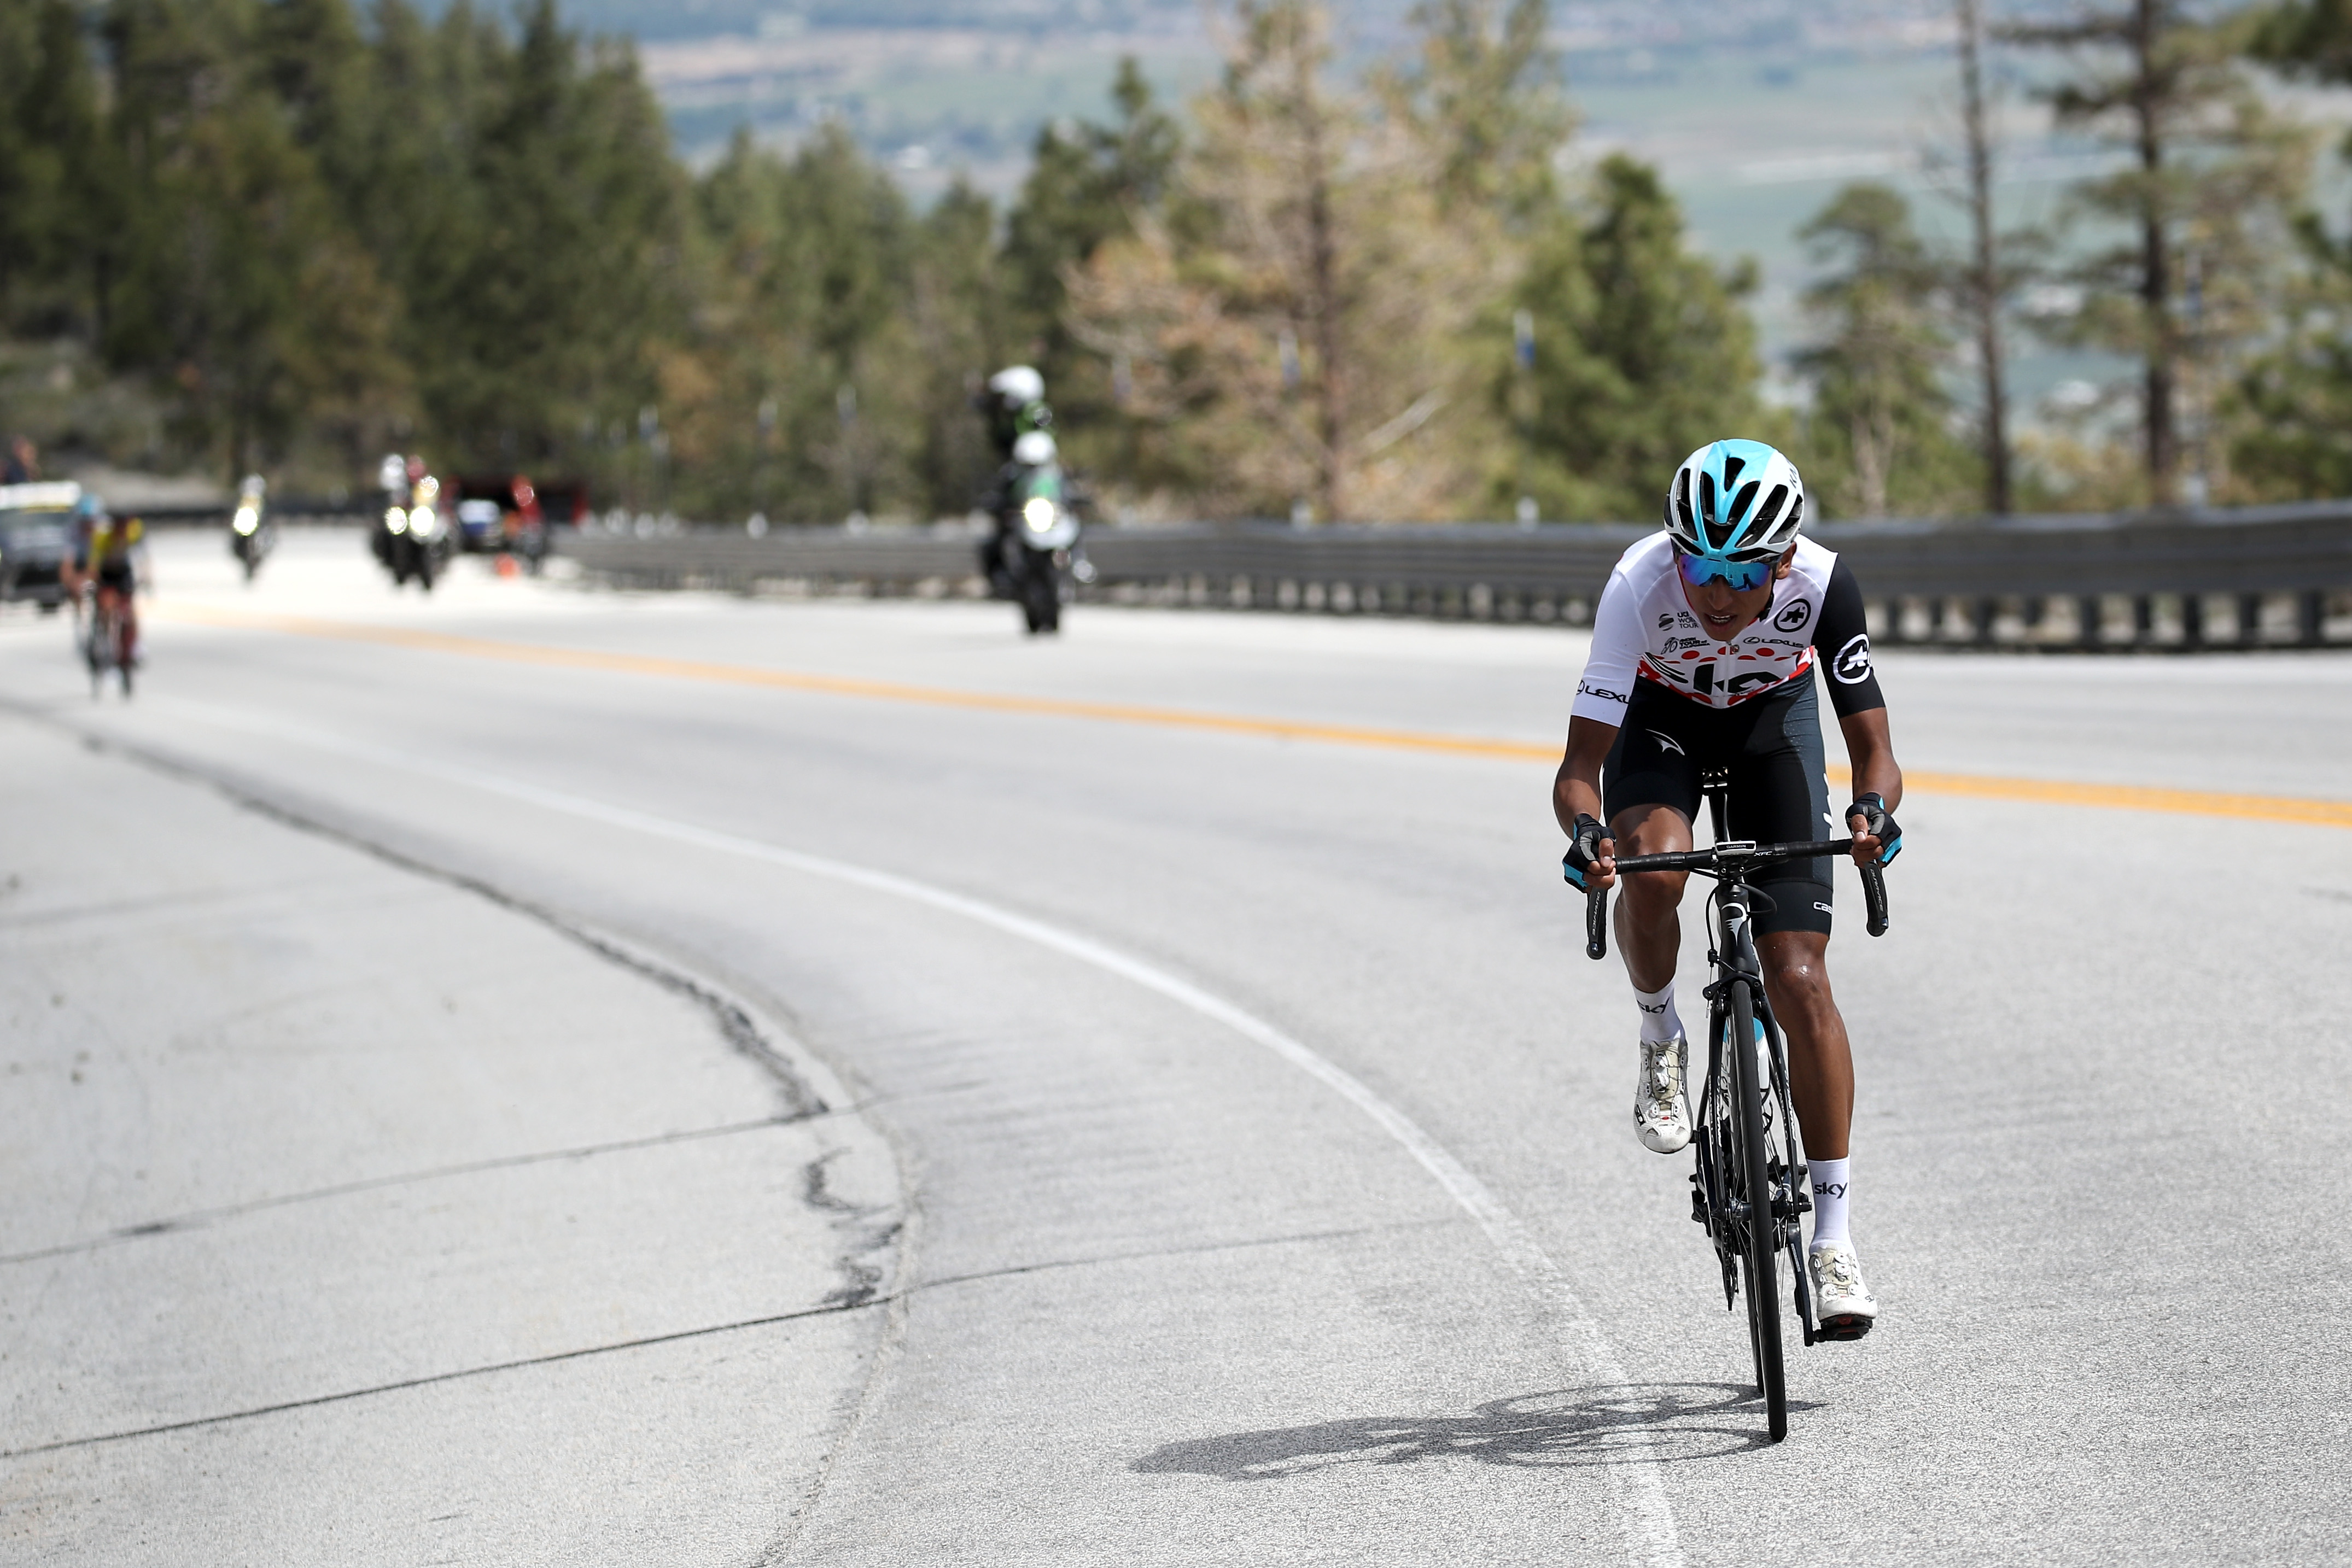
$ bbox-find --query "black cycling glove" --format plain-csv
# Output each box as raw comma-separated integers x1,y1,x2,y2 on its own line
1847,793,1902,866
1561,813,1609,890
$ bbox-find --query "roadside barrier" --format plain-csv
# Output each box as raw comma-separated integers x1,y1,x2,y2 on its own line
515,503,2352,650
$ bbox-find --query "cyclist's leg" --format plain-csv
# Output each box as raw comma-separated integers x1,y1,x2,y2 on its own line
1729,681,1850,1160
1600,685,1707,992
111,578,139,662
1756,929,1851,1158
1735,683,1878,1329
1603,689,1719,1153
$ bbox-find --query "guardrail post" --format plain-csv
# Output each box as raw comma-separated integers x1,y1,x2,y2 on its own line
2237,592,2263,644
2181,593,2206,649
2298,590,2326,646
2076,595,2103,648
1970,596,1997,644
2132,595,2155,642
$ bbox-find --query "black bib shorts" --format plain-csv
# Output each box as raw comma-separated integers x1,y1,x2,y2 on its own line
1602,675,1835,938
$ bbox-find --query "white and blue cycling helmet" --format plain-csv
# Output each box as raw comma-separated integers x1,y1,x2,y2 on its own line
1665,439,1805,590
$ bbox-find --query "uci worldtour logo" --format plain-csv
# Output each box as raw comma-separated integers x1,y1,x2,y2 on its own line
1832,633,1873,684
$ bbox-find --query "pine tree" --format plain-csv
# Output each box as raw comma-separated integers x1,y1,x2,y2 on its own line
1794,183,1980,519
1069,0,1498,521
2230,0,2352,498
99,0,400,478
1512,156,1768,522
2002,0,2310,504
0,0,105,333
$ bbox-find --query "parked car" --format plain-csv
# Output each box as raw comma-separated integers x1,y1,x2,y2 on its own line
450,473,568,568
0,480,81,611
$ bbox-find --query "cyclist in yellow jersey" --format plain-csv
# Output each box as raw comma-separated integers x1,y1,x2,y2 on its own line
63,496,145,668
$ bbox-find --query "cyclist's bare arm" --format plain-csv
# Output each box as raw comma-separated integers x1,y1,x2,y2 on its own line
1554,716,1621,891
1837,709,1902,869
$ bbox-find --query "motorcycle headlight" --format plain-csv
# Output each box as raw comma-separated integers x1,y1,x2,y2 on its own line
1022,496,1057,533
386,507,408,535
233,507,258,535
410,505,437,536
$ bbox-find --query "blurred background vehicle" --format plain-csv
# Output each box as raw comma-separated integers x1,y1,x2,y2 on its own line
0,480,79,613
228,473,275,582
450,473,555,570
370,455,451,592
996,431,1087,636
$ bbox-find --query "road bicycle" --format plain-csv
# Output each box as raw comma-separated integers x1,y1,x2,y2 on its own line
1578,767,1888,1442
78,582,133,698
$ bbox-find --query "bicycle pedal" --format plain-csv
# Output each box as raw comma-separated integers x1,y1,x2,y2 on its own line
1814,1314,1874,1343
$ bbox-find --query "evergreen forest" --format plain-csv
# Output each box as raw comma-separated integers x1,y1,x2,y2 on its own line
8,0,2352,522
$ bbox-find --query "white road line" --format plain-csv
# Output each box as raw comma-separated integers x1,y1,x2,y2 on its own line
150,696,1685,1565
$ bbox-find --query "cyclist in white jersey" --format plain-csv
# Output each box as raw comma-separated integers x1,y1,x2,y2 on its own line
1554,438,1904,1339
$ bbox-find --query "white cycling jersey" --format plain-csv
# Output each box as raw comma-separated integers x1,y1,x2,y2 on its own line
1571,531,1881,726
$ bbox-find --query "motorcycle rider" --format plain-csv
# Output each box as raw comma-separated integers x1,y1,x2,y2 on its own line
63,494,144,665
976,366,1052,596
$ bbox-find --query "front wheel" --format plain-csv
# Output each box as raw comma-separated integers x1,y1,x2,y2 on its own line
1729,980,1788,1441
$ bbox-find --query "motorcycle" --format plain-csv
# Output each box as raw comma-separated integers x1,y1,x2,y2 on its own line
985,434,1092,636
228,473,275,582
371,458,450,592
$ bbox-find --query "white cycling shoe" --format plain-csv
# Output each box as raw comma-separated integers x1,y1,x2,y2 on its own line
1808,1239,1878,1340
1633,1034,1692,1154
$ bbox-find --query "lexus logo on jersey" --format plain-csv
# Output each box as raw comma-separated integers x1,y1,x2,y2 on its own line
1773,599,1812,633
1832,633,1873,683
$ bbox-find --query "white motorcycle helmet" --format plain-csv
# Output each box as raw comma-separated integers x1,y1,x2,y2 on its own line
989,365,1046,409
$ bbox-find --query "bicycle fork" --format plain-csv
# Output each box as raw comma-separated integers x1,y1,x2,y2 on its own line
1692,883,1818,1343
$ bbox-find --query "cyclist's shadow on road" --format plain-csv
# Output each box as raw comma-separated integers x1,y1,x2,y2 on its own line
1132,1383,1814,1479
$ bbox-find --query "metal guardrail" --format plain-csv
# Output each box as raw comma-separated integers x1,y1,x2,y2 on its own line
558,504,2352,650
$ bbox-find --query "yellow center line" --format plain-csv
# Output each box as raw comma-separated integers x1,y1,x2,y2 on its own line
153,600,2352,831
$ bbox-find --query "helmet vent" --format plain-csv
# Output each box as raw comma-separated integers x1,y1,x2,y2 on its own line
1753,483,1788,536
1730,480,1760,534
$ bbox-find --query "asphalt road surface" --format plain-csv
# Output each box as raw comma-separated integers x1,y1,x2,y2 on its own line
2,530,2347,1565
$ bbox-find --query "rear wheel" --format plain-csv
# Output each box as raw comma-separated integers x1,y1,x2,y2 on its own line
1020,565,1056,634
1729,979,1787,1441
85,609,110,698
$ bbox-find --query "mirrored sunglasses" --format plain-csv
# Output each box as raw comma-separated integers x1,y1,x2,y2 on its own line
1674,549,1775,593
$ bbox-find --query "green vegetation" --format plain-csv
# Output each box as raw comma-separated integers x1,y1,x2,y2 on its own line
1793,184,1980,519
5,0,2352,519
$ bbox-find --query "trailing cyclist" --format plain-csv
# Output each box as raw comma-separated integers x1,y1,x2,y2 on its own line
63,494,145,668
1554,439,1904,1339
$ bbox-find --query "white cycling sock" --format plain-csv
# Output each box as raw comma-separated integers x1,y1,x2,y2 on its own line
1634,980,1681,1043
1810,1156,1852,1247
